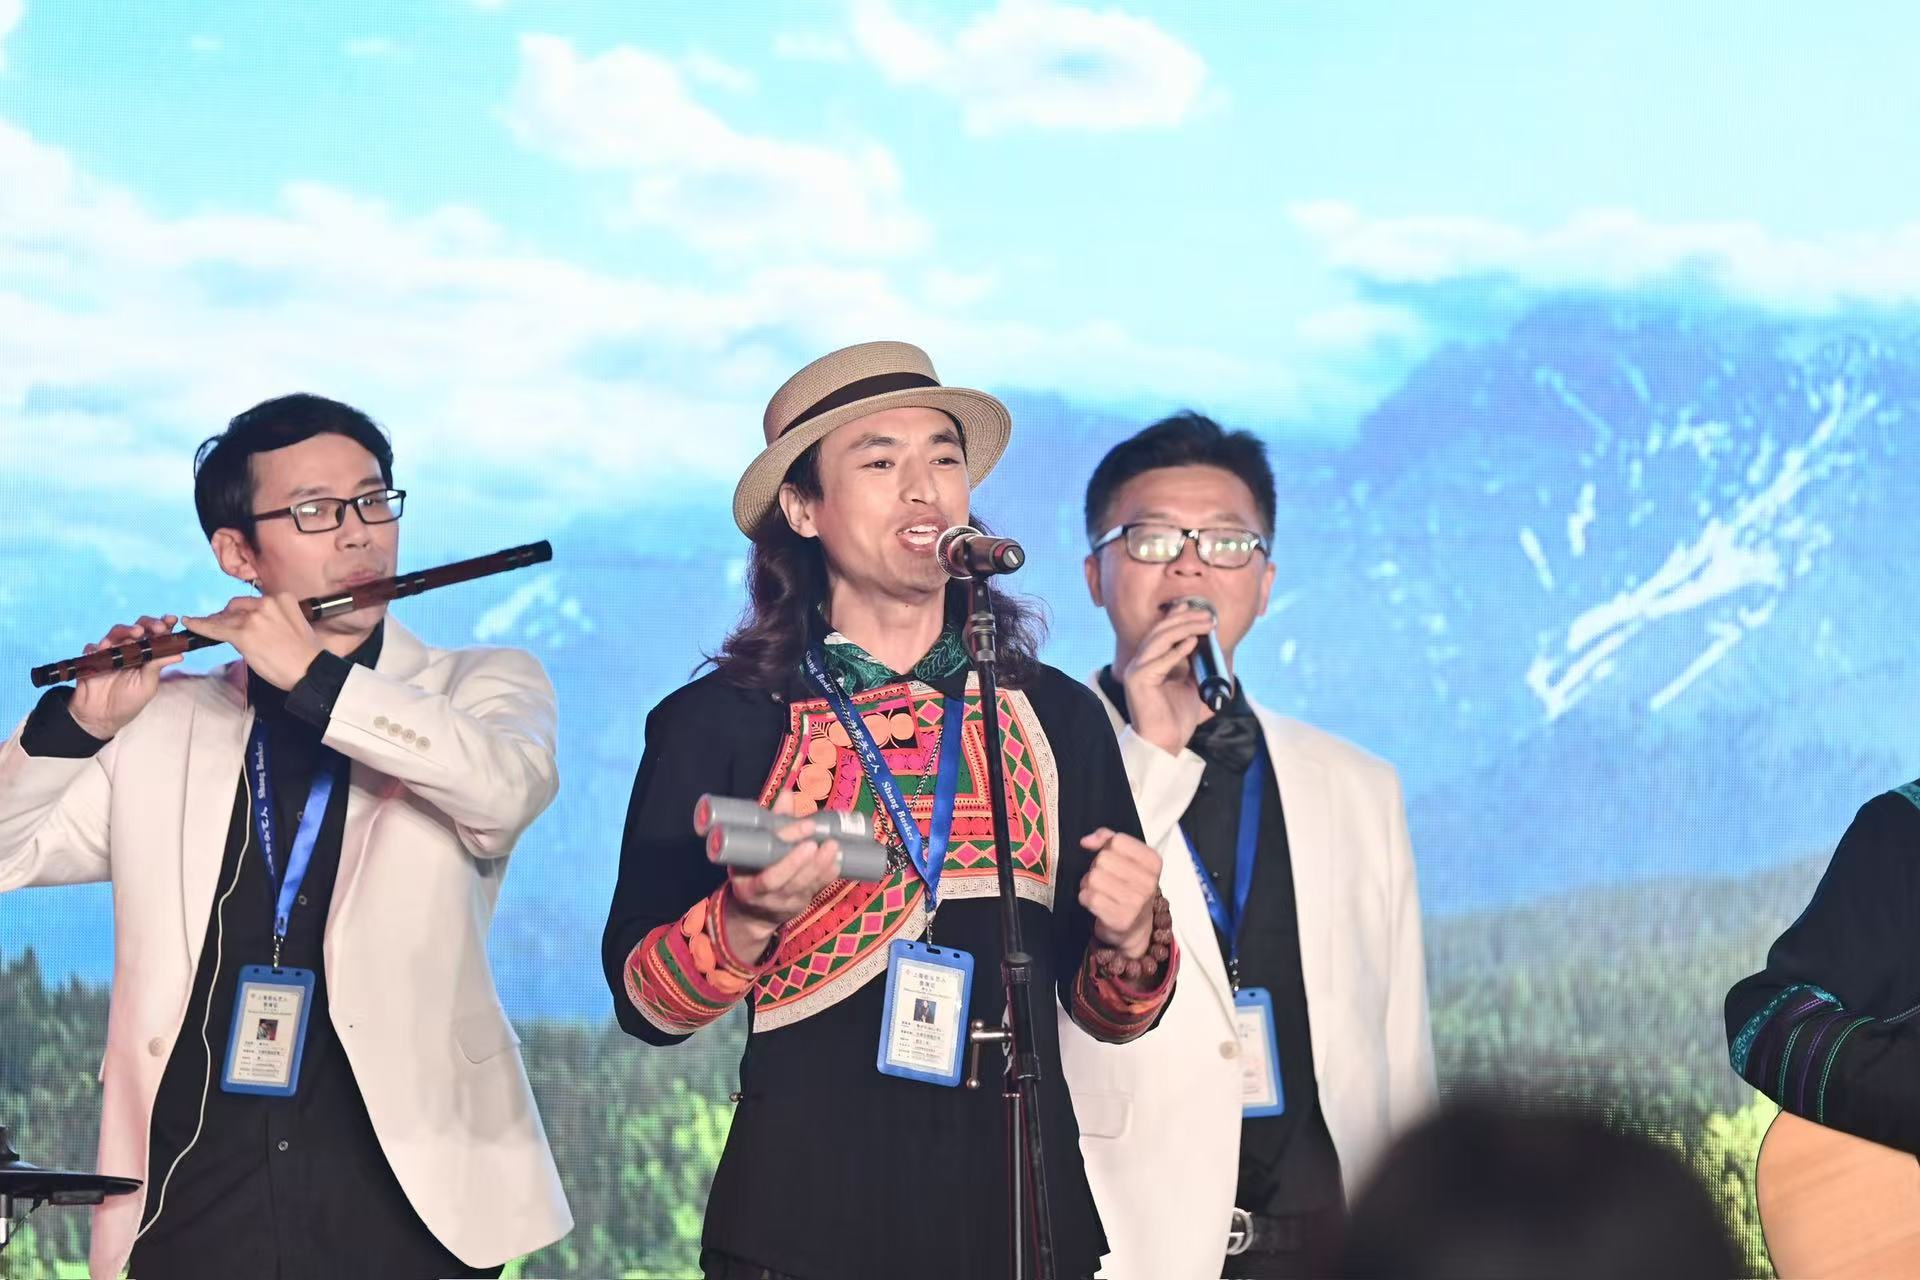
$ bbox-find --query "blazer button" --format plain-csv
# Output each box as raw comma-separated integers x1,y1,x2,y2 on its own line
416,737,430,750
148,1036,165,1056
387,722,402,736
1219,1040,1239,1060
374,715,388,729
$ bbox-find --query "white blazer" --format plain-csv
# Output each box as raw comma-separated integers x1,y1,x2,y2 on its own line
1059,678,1437,1280
0,620,572,1278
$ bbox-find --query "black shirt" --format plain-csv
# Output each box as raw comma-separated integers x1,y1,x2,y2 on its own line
1097,669,1344,1221
21,627,496,1280
603,654,1155,1280
1728,784,1920,1153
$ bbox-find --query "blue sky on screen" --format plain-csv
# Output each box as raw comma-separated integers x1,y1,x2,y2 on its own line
5,0,1920,539
7,1,1920,997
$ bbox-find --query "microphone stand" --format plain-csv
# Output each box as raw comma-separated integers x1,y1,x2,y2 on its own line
959,574,1056,1280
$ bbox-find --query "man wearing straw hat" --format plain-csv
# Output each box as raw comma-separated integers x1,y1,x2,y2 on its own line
603,341,1181,1280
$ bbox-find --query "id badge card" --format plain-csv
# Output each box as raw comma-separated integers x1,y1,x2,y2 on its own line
221,965,316,1097
877,939,974,1088
1234,986,1286,1118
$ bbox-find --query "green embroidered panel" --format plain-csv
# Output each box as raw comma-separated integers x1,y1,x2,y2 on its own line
820,628,968,695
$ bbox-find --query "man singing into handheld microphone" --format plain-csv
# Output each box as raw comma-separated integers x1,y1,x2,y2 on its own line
602,341,1178,1280
1060,413,1436,1279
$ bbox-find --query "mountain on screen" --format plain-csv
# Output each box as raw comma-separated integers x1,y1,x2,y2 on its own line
2,291,1915,1015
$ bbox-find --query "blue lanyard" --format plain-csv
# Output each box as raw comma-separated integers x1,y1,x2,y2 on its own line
245,719,338,966
1181,743,1265,986
802,648,963,904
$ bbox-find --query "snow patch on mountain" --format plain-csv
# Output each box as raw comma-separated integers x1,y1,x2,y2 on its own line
1526,378,1866,721
472,571,597,648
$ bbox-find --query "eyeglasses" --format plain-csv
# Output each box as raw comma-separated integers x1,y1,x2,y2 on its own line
254,489,407,534
1090,522,1269,569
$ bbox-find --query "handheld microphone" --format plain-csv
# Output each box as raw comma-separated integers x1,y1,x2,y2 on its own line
936,525,1025,580
704,825,891,882
1172,596,1235,711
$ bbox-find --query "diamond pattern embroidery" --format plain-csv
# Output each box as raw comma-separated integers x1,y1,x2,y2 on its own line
751,684,1050,1019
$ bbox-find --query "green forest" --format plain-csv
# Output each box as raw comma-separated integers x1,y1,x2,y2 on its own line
0,853,1826,1279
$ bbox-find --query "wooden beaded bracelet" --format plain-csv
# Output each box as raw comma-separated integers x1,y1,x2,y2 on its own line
1090,892,1174,985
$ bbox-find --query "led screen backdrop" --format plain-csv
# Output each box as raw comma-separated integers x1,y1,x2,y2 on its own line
3,2,1918,1275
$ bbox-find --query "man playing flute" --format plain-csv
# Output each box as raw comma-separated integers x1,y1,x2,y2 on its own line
0,394,571,1279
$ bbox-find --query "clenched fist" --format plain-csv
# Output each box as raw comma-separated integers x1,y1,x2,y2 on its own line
1077,827,1162,959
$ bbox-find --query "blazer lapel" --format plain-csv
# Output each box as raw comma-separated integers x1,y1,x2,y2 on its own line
1085,671,1239,1028
1256,704,1336,1085
180,662,252,975
1159,824,1239,1027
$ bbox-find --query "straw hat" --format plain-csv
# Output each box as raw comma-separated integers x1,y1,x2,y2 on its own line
732,341,1012,535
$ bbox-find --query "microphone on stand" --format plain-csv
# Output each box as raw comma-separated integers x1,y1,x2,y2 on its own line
1171,596,1235,711
937,525,1025,580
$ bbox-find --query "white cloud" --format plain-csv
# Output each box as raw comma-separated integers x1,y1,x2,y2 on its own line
923,267,995,308
344,36,400,59
0,116,773,512
502,34,926,260
0,112,1268,526
1292,199,1920,310
773,31,853,64
683,49,755,93
850,0,1209,135
188,34,222,55
1294,300,1422,350
850,1,945,80
0,0,22,71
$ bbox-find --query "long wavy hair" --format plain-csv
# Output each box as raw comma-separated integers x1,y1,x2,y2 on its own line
708,435,1047,690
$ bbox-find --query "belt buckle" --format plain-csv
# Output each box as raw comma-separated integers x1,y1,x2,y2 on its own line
1226,1206,1253,1257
